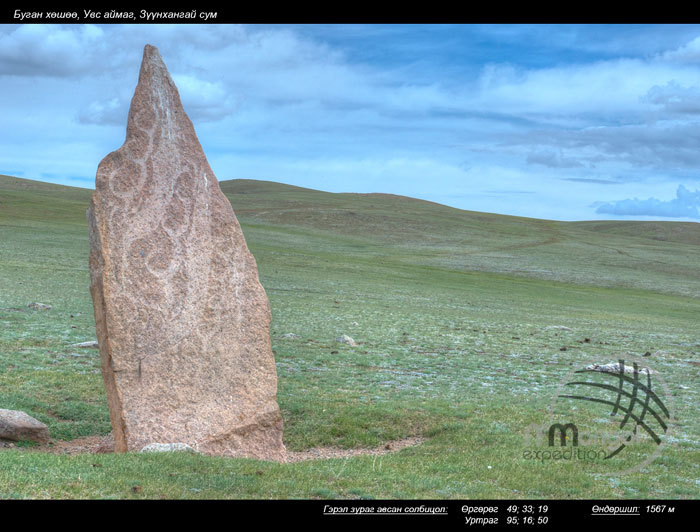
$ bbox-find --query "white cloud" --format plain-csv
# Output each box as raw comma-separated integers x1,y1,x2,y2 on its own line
172,74,238,121
644,81,700,116
78,97,126,125
526,150,585,169
658,35,700,63
0,24,106,77
472,57,700,120
595,185,700,219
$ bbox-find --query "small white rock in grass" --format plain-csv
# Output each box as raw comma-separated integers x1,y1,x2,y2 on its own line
281,333,300,339
336,334,357,346
545,325,572,332
585,362,653,375
27,302,51,311
140,442,198,453
71,340,99,348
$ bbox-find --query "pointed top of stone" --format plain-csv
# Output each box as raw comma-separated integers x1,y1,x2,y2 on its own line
122,43,197,156
136,44,175,96
142,43,162,62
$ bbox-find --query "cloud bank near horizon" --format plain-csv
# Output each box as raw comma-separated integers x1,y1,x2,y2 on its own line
595,185,700,218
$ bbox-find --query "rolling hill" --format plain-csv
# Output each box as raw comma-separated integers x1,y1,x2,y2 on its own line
220,178,700,298
2,173,699,298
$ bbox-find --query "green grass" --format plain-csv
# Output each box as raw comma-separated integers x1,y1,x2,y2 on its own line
0,174,698,499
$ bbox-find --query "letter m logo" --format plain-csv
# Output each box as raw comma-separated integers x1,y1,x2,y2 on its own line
548,423,578,446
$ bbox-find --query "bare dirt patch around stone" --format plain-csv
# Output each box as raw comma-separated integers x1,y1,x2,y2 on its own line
9,434,426,462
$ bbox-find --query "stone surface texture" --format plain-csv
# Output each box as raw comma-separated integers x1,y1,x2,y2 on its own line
87,45,285,461
0,409,50,443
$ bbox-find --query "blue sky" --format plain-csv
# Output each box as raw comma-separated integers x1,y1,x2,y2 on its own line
2,23,700,221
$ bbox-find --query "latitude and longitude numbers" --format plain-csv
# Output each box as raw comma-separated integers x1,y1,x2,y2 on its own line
506,505,549,526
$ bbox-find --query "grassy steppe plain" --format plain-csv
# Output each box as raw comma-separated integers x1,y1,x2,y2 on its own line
0,174,698,499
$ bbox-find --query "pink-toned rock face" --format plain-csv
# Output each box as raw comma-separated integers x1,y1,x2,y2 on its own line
87,45,285,461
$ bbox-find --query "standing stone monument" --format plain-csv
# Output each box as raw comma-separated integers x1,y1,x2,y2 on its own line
87,44,286,461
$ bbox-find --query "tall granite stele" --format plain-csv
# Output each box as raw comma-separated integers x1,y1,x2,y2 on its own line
87,44,286,461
